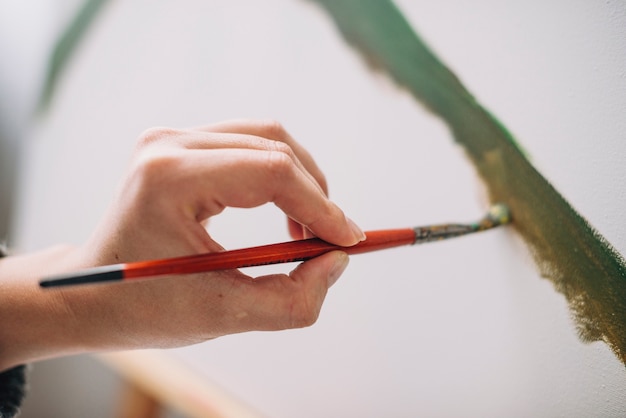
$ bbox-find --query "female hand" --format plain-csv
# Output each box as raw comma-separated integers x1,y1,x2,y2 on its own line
0,119,364,370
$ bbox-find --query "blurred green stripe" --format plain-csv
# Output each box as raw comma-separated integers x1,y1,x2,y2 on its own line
38,0,110,112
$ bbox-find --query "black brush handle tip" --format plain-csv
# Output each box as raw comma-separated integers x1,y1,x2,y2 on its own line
39,264,125,288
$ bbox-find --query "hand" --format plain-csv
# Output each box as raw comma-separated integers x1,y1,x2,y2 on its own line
0,120,364,369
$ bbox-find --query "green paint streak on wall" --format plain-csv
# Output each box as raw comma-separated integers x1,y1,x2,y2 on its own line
312,0,626,363
38,0,110,112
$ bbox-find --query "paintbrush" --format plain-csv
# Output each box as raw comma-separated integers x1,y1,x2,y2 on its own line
39,204,511,288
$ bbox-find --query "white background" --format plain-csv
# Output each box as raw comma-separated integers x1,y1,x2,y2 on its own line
2,1,625,416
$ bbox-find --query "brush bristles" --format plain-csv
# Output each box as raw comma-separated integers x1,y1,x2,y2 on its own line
487,203,511,226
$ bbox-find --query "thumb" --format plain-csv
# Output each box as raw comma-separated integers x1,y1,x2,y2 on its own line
239,251,350,331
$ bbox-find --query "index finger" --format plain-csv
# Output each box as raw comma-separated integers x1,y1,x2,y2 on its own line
194,119,335,239
176,147,365,247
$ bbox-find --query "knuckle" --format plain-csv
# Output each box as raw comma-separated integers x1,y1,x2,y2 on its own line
132,128,185,184
136,127,180,148
265,149,296,180
289,286,322,329
132,149,181,188
266,139,297,162
274,276,323,329
289,304,320,328
268,138,292,154
258,119,288,140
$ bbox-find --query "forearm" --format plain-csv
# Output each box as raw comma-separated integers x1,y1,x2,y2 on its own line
0,245,85,371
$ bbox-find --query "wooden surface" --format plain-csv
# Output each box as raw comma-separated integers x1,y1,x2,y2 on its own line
100,351,262,418
116,380,161,418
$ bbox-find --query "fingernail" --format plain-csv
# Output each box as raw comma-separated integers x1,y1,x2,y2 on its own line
348,218,366,243
328,252,349,288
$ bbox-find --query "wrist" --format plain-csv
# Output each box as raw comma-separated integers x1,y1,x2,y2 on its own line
0,245,87,370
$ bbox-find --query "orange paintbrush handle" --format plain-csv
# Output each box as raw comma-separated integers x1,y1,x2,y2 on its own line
38,229,416,287
124,228,417,279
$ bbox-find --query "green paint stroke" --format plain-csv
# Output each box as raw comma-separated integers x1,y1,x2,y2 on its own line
38,0,110,112
311,0,626,363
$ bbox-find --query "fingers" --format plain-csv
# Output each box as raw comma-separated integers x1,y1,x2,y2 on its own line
134,122,365,247
194,119,329,193
140,120,326,193
167,147,363,246
228,251,349,332
136,123,326,198
181,119,332,241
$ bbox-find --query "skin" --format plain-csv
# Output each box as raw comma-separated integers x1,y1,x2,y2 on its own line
0,119,365,372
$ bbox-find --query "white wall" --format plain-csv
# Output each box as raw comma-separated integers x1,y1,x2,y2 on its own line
8,1,626,416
